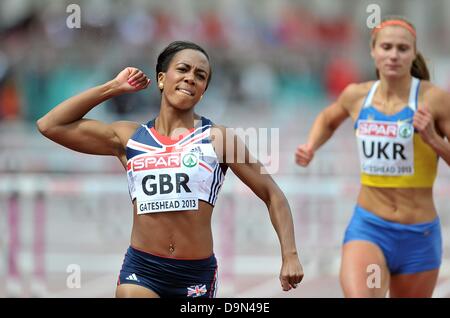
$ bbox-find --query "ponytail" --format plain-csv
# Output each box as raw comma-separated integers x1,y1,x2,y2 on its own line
411,52,430,80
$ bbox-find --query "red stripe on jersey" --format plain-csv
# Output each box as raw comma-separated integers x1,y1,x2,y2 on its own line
199,161,213,172
150,127,195,145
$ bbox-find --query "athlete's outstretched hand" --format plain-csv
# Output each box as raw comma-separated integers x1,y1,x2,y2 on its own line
279,254,304,292
113,67,151,94
295,143,314,167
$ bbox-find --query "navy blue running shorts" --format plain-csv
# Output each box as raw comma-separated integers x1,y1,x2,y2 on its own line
118,246,218,298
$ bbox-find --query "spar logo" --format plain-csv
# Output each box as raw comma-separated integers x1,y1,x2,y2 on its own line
133,153,181,171
358,121,397,138
182,153,198,168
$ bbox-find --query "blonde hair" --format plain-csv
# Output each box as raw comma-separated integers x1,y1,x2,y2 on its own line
371,16,430,80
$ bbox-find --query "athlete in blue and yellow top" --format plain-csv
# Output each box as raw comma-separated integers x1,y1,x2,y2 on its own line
296,17,450,297
37,41,303,298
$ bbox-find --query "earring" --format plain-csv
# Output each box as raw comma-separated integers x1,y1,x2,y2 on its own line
158,83,164,90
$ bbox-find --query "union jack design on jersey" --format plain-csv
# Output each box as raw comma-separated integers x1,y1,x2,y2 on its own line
187,284,208,297
127,117,210,155
125,116,227,206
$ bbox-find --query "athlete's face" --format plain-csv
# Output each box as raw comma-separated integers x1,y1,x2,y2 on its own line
371,26,416,79
158,49,210,110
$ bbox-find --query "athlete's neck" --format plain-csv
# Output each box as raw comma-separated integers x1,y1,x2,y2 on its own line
378,75,412,103
155,108,199,138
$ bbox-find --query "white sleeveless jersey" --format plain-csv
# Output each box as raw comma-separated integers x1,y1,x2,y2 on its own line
126,117,227,214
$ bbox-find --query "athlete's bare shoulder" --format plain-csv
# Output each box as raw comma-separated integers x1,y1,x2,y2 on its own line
420,80,449,100
110,120,141,146
337,81,375,118
339,81,374,104
420,80,450,117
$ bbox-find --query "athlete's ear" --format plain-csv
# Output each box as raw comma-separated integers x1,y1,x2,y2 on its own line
157,72,165,87
370,38,376,59
370,46,376,60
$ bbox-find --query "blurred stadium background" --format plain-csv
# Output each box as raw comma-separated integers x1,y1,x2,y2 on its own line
1,0,450,297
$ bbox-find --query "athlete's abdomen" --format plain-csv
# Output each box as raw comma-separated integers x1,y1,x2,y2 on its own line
129,200,214,259
357,185,437,224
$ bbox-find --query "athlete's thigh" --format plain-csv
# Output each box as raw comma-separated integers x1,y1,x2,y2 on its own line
115,284,160,298
340,240,390,297
390,269,439,298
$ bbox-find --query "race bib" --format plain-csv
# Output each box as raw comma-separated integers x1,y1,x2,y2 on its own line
357,120,414,176
131,151,200,214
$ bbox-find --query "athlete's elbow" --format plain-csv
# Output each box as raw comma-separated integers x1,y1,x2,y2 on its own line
36,116,53,137
36,117,47,134
318,112,337,135
266,188,288,210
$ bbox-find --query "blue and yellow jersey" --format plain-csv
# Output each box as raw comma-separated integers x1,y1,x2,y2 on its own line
355,77,438,188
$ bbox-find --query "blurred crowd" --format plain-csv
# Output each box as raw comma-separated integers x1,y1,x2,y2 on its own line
0,0,448,123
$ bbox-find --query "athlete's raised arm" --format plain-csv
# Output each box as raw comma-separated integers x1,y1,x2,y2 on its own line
36,67,150,157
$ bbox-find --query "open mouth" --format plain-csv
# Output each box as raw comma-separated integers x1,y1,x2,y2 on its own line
176,88,195,96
